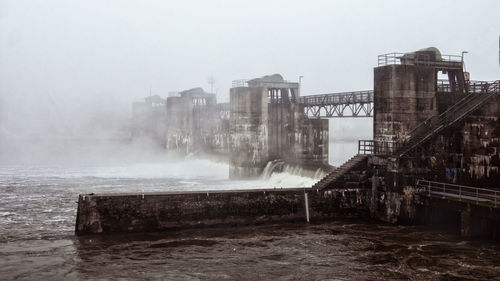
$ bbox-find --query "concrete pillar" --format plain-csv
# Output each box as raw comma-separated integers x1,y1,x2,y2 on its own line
373,64,438,144
460,208,472,238
229,86,269,179
229,74,329,179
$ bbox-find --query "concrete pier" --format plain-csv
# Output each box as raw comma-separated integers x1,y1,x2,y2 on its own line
166,88,228,156
229,74,329,178
75,188,369,235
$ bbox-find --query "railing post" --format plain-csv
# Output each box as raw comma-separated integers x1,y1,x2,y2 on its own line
428,181,431,196
476,188,479,204
459,185,462,201
495,191,497,206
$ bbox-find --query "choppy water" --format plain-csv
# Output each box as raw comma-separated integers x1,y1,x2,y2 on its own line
1,157,500,280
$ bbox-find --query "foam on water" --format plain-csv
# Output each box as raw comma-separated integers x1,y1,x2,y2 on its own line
1,158,229,181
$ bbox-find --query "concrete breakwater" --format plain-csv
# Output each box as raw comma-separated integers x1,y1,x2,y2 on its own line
75,188,369,235
75,181,500,240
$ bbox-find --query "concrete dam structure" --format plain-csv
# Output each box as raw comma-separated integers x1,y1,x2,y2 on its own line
165,88,229,157
132,74,331,178
79,47,500,240
229,74,329,178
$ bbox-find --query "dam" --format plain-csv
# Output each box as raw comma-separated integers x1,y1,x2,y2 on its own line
78,47,500,240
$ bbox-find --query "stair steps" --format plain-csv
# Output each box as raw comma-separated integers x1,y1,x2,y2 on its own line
395,81,500,157
312,154,367,189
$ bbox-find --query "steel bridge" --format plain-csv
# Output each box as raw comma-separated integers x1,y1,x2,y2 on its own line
298,90,374,118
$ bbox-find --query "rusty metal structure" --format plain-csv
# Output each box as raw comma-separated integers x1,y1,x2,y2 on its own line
298,90,374,118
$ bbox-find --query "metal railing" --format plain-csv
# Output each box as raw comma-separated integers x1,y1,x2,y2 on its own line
378,53,405,66
232,79,248,88
358,140,400,155
298,90,373,106
394,80,500,156
437,80,498,93
358,140,374,155
378,52,463,67
416,180,500,206
231,79,297,88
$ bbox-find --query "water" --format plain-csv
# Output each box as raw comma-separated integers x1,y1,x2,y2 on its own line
1,152,500,280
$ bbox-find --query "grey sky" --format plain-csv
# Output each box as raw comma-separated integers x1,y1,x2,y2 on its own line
1,0,499,138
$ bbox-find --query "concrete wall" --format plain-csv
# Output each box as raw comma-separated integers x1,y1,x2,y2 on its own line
268,103,329,170
229,87,269,178
229,84,329,179
166,89,228,156
418,95,500,188
75,182,500,240
75,188,370,235
291,104,329,170
166,96,192,153
374,64,437,143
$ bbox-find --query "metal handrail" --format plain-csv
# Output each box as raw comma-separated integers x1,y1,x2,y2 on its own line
232,79,248,88
401,80,500,146
437,80,498,93
231,79,297,88
358,140,400,155
416,179,499,206
299,90,373,106
378,52,463,66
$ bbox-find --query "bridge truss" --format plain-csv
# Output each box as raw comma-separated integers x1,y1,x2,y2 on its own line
298,90,374,118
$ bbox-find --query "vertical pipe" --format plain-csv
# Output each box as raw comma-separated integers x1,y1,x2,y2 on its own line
304,192,310,223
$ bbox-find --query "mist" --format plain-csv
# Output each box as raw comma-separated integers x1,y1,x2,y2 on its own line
1,0,499,165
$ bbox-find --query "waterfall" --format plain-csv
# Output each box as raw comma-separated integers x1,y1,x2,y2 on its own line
261,160,326,181
261,160,285,179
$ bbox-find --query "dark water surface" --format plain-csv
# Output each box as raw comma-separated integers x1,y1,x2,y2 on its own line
1,162,500,280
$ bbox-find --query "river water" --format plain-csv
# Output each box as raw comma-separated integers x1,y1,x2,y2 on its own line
1,142,500,280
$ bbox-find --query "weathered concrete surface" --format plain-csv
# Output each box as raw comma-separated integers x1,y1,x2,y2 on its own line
415,196,500,239
374,64,437,144
229,74,329,179
75,188,370,235
166,88,228,156
424,95,500,188
229,86,269,178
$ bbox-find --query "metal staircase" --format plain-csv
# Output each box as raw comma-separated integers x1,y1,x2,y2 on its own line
395,80,500,157
312,154,367,189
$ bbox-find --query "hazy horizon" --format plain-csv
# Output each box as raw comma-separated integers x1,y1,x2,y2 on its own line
1,0,499,162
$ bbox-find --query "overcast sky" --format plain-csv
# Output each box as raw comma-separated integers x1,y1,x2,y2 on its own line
1,0,499,138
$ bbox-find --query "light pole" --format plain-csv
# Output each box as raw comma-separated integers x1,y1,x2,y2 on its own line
461,51,468,72
299,76,304,97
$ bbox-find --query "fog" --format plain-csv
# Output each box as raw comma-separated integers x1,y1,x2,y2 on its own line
1,0,499,164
